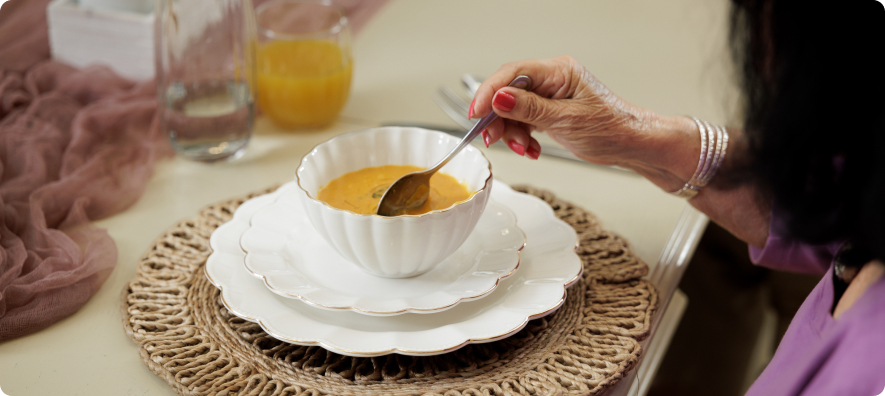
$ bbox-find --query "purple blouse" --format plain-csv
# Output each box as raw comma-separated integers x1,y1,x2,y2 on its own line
744,217,885,395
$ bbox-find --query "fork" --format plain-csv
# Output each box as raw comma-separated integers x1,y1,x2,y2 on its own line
431,86,475,130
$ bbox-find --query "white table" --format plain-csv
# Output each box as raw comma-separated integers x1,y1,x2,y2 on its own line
0,0,734,394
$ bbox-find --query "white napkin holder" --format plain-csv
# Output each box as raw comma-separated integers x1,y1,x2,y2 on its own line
46,0,155,81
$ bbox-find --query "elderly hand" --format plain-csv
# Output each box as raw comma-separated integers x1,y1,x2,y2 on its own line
470,56,699,192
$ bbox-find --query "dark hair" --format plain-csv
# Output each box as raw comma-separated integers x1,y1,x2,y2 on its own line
729,0,885,260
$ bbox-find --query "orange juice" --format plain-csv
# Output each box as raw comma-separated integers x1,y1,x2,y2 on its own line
257,40,352,128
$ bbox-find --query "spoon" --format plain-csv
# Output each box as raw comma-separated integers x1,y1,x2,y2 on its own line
377,75,532,216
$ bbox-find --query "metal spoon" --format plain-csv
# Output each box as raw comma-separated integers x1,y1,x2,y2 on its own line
376,75,532,216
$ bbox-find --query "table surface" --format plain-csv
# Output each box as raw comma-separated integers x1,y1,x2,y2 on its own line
0,0,733,394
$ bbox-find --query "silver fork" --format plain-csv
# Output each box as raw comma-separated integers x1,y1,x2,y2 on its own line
431,86,475,130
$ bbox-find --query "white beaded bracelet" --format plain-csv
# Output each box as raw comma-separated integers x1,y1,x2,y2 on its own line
671,117,729,199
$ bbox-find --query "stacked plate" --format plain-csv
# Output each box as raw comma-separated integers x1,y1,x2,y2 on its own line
205,180,582,357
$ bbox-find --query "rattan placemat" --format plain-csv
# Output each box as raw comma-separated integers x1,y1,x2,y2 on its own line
123,186,657,396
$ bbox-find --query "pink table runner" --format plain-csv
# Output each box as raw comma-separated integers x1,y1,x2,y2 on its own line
0,0,388,342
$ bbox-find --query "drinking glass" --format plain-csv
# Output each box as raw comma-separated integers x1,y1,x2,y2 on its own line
155,0,256,162
255,0,353,129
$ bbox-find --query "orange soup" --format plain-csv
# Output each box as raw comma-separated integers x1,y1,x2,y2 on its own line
257,40,352,128
317,165,473,215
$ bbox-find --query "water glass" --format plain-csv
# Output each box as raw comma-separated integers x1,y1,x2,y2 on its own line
155,0,256,162
255,0,352,129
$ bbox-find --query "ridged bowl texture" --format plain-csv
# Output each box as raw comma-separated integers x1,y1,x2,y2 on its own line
295,127,493,278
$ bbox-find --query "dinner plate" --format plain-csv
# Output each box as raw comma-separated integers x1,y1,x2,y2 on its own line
205,181,582,357
241,186,525,316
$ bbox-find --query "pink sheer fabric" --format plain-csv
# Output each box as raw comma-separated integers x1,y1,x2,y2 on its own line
0,0,172,341
0,0,388,341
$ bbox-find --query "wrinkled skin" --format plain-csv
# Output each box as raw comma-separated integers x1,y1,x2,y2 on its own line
472,56,645,164
471,56,771,249
471,56,698,193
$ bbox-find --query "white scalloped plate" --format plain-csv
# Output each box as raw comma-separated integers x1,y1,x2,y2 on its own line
241,188,525,316
205,181,582,357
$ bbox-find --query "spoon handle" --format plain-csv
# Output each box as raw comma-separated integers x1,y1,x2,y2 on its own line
428,75,532,173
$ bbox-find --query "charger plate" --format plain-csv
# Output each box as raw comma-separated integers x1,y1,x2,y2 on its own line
241,183,525,316
212,182,579,355
123,184,657,395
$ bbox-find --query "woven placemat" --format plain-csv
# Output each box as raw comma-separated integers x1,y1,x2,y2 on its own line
123,186,658,396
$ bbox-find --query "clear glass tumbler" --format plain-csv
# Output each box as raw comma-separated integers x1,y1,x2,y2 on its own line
255,0,352,129
155,0,256,162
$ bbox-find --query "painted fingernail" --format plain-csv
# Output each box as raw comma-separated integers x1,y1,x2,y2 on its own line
507,140,525,156
468,98,475,119
526,145,540,160
482,129,490,147
492,91,516,112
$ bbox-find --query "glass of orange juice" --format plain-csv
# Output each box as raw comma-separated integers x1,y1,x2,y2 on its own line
255,0,352,129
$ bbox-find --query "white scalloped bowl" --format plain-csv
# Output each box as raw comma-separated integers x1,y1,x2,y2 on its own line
296,127,493,278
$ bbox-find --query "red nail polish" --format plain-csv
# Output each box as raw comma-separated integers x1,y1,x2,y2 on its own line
492,91,516,112
468,98,475,119
482,130,490,147
507,140,525,156
526,145,540,159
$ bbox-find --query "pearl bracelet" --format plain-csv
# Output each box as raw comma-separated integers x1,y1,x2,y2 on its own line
671,117,729,199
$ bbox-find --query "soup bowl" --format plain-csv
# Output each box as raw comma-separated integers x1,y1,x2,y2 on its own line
295,127,493,278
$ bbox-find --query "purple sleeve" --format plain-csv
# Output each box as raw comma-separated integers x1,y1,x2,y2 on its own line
748,209,841,275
